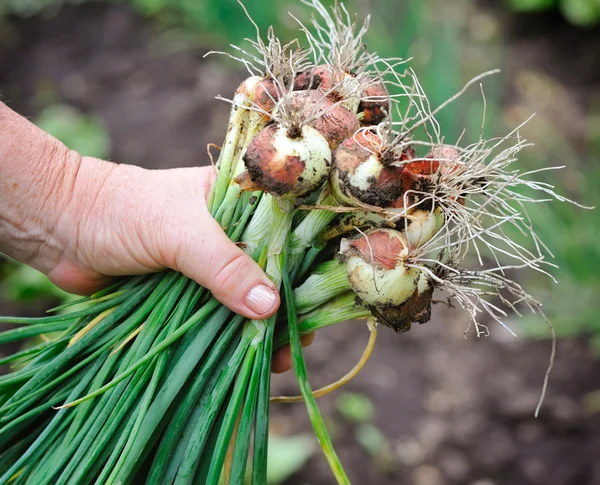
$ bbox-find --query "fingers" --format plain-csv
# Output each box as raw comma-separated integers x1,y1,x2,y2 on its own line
175,213,280,320
271,333,315,374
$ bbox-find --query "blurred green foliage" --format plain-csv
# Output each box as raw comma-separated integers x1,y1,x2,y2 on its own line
0,0,69,16
0,262,69,303
263,434,315,484
513,161,600,349
508,0,600,26
335,392,375,424
35,104,111,159
335,392,396,471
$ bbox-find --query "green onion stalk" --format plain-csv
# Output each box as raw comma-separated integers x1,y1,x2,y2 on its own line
0,1,584,483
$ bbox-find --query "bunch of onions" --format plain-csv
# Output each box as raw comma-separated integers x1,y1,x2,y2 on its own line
0,1,582,484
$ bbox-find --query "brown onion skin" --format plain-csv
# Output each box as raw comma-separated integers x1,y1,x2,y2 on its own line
404,146,462,176
334,132,417,207
388,169,422,209
358,82,390,126
402,145,465,206
348,228,433,332
347,228,408,270
242,122,331,197
294,65,345,91
288,90,358,150
254,78,279,114
242,124,311,196
236,77,279,117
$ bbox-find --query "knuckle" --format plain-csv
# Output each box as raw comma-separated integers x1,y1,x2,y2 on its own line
210,251,253,292
179,167,213,201
171,227,200,273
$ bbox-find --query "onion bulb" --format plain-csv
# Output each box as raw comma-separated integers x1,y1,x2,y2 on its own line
404,207,444,248
239,122,332,198
340,229,420,311
358,81,389,126
294,65,364,113
294,65,340,91
235,75,280,115
371,271,434,333
287,90,359,150
404,145,462,177
330,131,415,208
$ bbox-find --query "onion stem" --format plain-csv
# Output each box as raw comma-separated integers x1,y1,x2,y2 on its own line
282,242,350,485
271,319,377,403
294,260,351,313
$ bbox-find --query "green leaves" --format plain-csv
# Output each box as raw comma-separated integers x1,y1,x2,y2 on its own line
508,0,557,12
561,0,600,25
507,0,600,26
282,242,350,484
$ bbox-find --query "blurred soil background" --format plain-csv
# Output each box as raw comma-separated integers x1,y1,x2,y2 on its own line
1,0,600,484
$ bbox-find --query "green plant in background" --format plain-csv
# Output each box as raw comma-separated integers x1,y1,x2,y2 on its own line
508,0,600,26
265,435,315,484
0,0,69,17
1,263,69,304
335,392,396,471
34,104,111,159
513,156,600,350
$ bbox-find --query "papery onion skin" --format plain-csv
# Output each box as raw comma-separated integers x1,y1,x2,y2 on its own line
294,65,339,91
241,123,332,197
341,229,420,310
235,76,280,119
294,65,356,94
358,82,389,126
404,207,445,248
404,145,462,177
403,145,466,206
295,66,362,113
331,131,415,207
288,90,359,150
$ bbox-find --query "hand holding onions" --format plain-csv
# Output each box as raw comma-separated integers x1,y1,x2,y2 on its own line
0,1,586,484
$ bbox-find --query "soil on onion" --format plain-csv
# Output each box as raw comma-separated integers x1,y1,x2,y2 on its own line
1,3,600,484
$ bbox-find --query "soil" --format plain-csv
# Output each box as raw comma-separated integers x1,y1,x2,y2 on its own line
1,3,600,485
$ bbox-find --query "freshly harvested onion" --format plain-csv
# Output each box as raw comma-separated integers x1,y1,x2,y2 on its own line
341,228,420,310
404,207,444,248
371,272,434,333
403,145,466,206
287,90,359,149
295,65,363,113
330,131,415,207
358,81,389,126
404,145,462,177
240,122,332,198
294,65,341,91
235,75,280,114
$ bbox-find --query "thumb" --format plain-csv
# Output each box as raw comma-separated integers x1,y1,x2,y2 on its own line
175,212,280,320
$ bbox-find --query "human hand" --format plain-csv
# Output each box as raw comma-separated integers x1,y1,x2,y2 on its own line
0,101,311,372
